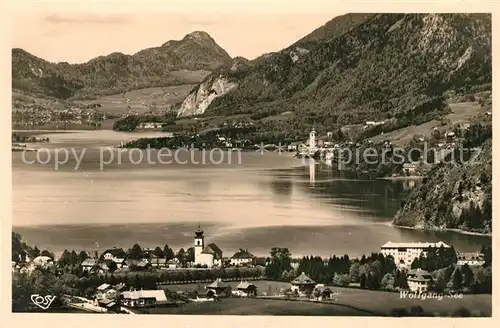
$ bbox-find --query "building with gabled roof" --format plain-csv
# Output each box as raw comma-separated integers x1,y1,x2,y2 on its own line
100,247,127,262
290,272,316,296
206,278,231,297
193,225,223,268
121,289,168,308
407,268,433,292
381,241,451,269
234,281,257,297
230,249,255,266
457,252,485,266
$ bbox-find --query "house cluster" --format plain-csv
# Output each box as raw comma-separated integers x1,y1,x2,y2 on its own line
73,226,258,274
12,255,54,274
193,226,257,268
12,105,106,126
380,240,485,293
80,247,181,274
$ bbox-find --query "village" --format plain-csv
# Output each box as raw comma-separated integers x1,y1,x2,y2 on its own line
12,225,492,316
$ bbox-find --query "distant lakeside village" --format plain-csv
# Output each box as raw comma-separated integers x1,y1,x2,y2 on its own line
12,225,492,316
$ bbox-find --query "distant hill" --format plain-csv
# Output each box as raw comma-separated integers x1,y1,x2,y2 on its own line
12,31,233,100
177,14,491,134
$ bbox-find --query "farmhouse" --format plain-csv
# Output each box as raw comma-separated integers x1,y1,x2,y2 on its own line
206,278,232,297
234,281,257,297
290,272,316,297
407,268,432,293
230,249,255,266
32,255,54,268
121,289,168,308
100,247,127,263
81,259,97,272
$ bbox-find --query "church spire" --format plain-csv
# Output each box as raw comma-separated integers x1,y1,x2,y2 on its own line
195,224,204,237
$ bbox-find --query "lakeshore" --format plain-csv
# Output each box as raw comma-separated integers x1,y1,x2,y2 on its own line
388,222,492,237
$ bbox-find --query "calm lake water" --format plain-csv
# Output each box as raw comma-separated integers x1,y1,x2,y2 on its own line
12,130,491,258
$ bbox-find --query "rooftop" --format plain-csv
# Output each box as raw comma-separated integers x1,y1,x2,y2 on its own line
231,249,255,259
121,290,167,301
381,241,450,249
291,272,316,285
236,281,257,290
206,278,229,289
97,283,111,291
202,243,223,259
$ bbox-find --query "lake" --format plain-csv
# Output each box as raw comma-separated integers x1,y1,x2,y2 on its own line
12,130,491,258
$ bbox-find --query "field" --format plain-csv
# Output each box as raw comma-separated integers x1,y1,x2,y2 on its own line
74,84,198,114
370,102,489,146
158,280,492,316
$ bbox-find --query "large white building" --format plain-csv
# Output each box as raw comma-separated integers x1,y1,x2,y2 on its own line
194,226,223,268
380,241,451,268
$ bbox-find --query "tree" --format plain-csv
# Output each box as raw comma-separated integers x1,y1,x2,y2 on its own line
433,269,447,292
461,264,474,288
77,251,89,264
128,243,143,260
448,267,462,290
108,261,118,273
40,250,54,259
69,251,78,265
186,247,195,263
177,248,186,264
153,247,164,258
264,247,292,280
349,262,361,283
164,244,175,260
381,273,395,290
29,246,41,260
58,250,71,266
365,271,373,289
360,273,367,288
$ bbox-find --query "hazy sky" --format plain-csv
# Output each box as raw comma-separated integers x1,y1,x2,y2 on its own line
12,1,341,63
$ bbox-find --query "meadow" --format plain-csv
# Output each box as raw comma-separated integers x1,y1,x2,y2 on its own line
370,102,489,146
158,280,492,316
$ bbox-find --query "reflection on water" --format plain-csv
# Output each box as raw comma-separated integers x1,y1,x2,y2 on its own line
11,131,492,258
309,160,316,185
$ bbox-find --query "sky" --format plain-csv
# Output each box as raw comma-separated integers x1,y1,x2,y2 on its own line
11,1,342,63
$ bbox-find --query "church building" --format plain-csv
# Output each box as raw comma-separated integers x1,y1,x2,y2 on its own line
194,225,223,268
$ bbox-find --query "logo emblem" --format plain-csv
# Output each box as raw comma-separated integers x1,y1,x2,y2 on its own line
31,294,56,310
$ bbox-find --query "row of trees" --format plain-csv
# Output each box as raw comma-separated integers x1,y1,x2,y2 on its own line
262,245,492,294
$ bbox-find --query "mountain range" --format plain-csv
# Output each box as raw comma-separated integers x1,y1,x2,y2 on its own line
12,13,491,130
12,31,232,99
178,14,491,130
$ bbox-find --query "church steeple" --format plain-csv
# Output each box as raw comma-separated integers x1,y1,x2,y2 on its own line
194,224,205,265
195,223,204,238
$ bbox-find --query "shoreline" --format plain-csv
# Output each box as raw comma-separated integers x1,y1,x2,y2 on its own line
376,176,423,181
390,222,492,237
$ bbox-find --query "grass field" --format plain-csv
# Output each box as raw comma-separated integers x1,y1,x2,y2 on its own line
159,280,491,316
76,85,198,114
370,102,489,146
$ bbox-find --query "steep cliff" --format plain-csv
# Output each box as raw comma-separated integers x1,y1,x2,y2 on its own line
392,123,492,234
177,57,250,117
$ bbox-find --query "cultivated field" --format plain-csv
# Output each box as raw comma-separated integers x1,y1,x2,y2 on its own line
370,102,489,146
160,280,492,316
77,85,198,114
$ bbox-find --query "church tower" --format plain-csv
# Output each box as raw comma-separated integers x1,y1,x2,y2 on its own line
309,127,317,149
194,225,204,265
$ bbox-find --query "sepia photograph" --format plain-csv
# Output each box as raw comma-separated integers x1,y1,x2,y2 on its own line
8,2,493,319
